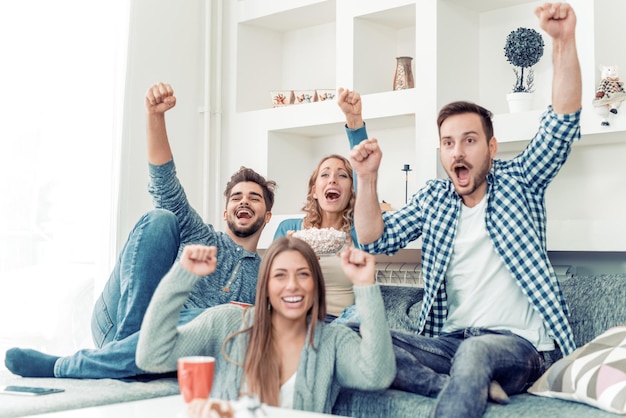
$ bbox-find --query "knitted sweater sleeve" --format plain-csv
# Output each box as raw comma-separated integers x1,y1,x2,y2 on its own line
333,284,396,389
136,263,242,373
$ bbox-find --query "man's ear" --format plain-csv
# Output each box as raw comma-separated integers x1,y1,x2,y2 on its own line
223,210,228,221
489,136,498,158
264,211,272,224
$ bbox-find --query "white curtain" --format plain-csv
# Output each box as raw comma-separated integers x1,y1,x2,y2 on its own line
0,1,128,358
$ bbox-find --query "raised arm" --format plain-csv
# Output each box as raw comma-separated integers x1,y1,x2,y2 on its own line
535,2,581,114
349,138,385,244
145,82,177,165
337,88,386,244
337,88,364,130
334,247,395,389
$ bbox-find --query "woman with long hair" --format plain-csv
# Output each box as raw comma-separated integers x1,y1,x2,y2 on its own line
273,154,359,321
136,237,394,413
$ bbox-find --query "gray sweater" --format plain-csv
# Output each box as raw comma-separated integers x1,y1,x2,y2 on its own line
136,263,396,414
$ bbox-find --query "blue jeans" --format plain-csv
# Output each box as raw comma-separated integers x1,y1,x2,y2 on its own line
391,328,560,418
54,210,200,379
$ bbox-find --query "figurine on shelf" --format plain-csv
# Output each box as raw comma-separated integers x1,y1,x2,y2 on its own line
592,65,626,126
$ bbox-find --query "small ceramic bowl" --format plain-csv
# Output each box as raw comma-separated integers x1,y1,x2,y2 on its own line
316,89,336,102
292,228,347,256
293,90,317,104
270,90,294,107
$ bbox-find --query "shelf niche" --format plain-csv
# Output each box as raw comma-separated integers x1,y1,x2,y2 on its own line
267,116,417,217
236,0,337,112
353,3,416,95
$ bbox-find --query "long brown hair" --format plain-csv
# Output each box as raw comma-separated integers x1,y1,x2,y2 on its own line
223,237,326,406
301,154,355,238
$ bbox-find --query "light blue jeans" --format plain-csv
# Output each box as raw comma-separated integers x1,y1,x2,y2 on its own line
391,328,561,418
54,209,201,379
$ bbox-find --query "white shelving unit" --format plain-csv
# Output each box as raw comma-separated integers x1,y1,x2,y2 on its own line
226,0,626,252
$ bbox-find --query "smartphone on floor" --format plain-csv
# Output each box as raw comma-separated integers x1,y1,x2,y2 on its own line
0,385,65,396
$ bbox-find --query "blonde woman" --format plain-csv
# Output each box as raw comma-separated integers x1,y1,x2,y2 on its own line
273,155,359,321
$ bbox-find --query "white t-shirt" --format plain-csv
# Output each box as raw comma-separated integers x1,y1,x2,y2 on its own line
279,372,297,409
240,372,297,409
441,195,554,351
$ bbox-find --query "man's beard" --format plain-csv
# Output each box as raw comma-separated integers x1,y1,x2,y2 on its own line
228,216,266,238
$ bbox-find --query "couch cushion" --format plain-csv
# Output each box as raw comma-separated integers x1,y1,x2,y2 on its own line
379,285,422,332
333,388,618,418
560,274,626,347
528,326,626,415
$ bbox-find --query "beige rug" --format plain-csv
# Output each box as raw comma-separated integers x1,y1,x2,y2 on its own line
0,369,179,417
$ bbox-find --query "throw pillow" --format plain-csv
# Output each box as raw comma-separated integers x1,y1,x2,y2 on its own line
528,325,626,414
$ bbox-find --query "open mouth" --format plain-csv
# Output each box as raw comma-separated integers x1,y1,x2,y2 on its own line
236,208,253,219
453,163,470,187
325,189,341,202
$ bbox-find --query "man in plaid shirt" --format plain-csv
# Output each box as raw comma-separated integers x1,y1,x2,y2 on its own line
338,3,580,417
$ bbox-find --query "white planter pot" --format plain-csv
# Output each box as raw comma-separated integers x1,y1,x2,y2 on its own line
506,92,534,113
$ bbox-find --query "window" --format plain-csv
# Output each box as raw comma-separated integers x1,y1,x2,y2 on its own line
0,1,128,361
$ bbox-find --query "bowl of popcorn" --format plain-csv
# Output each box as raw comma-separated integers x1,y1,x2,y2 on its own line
292,227,347,256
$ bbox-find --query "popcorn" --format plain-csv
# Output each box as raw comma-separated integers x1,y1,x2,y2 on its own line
292,227,347,256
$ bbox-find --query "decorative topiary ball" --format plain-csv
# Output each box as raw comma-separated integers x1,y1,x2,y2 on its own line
504,27,544,69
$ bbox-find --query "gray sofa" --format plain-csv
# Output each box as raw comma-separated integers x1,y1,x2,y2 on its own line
332,274,626,418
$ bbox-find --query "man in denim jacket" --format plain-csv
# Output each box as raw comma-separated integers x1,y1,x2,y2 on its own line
6,82,276,379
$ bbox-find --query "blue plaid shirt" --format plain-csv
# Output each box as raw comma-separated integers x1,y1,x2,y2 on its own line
347,107,580,355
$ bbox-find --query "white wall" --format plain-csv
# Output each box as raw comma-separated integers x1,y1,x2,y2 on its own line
114,0,625,276
116,0,207,252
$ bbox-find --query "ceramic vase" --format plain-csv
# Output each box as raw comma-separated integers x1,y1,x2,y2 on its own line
393,56,414,90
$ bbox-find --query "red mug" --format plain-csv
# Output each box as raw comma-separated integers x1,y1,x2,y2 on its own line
177,356,215,403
